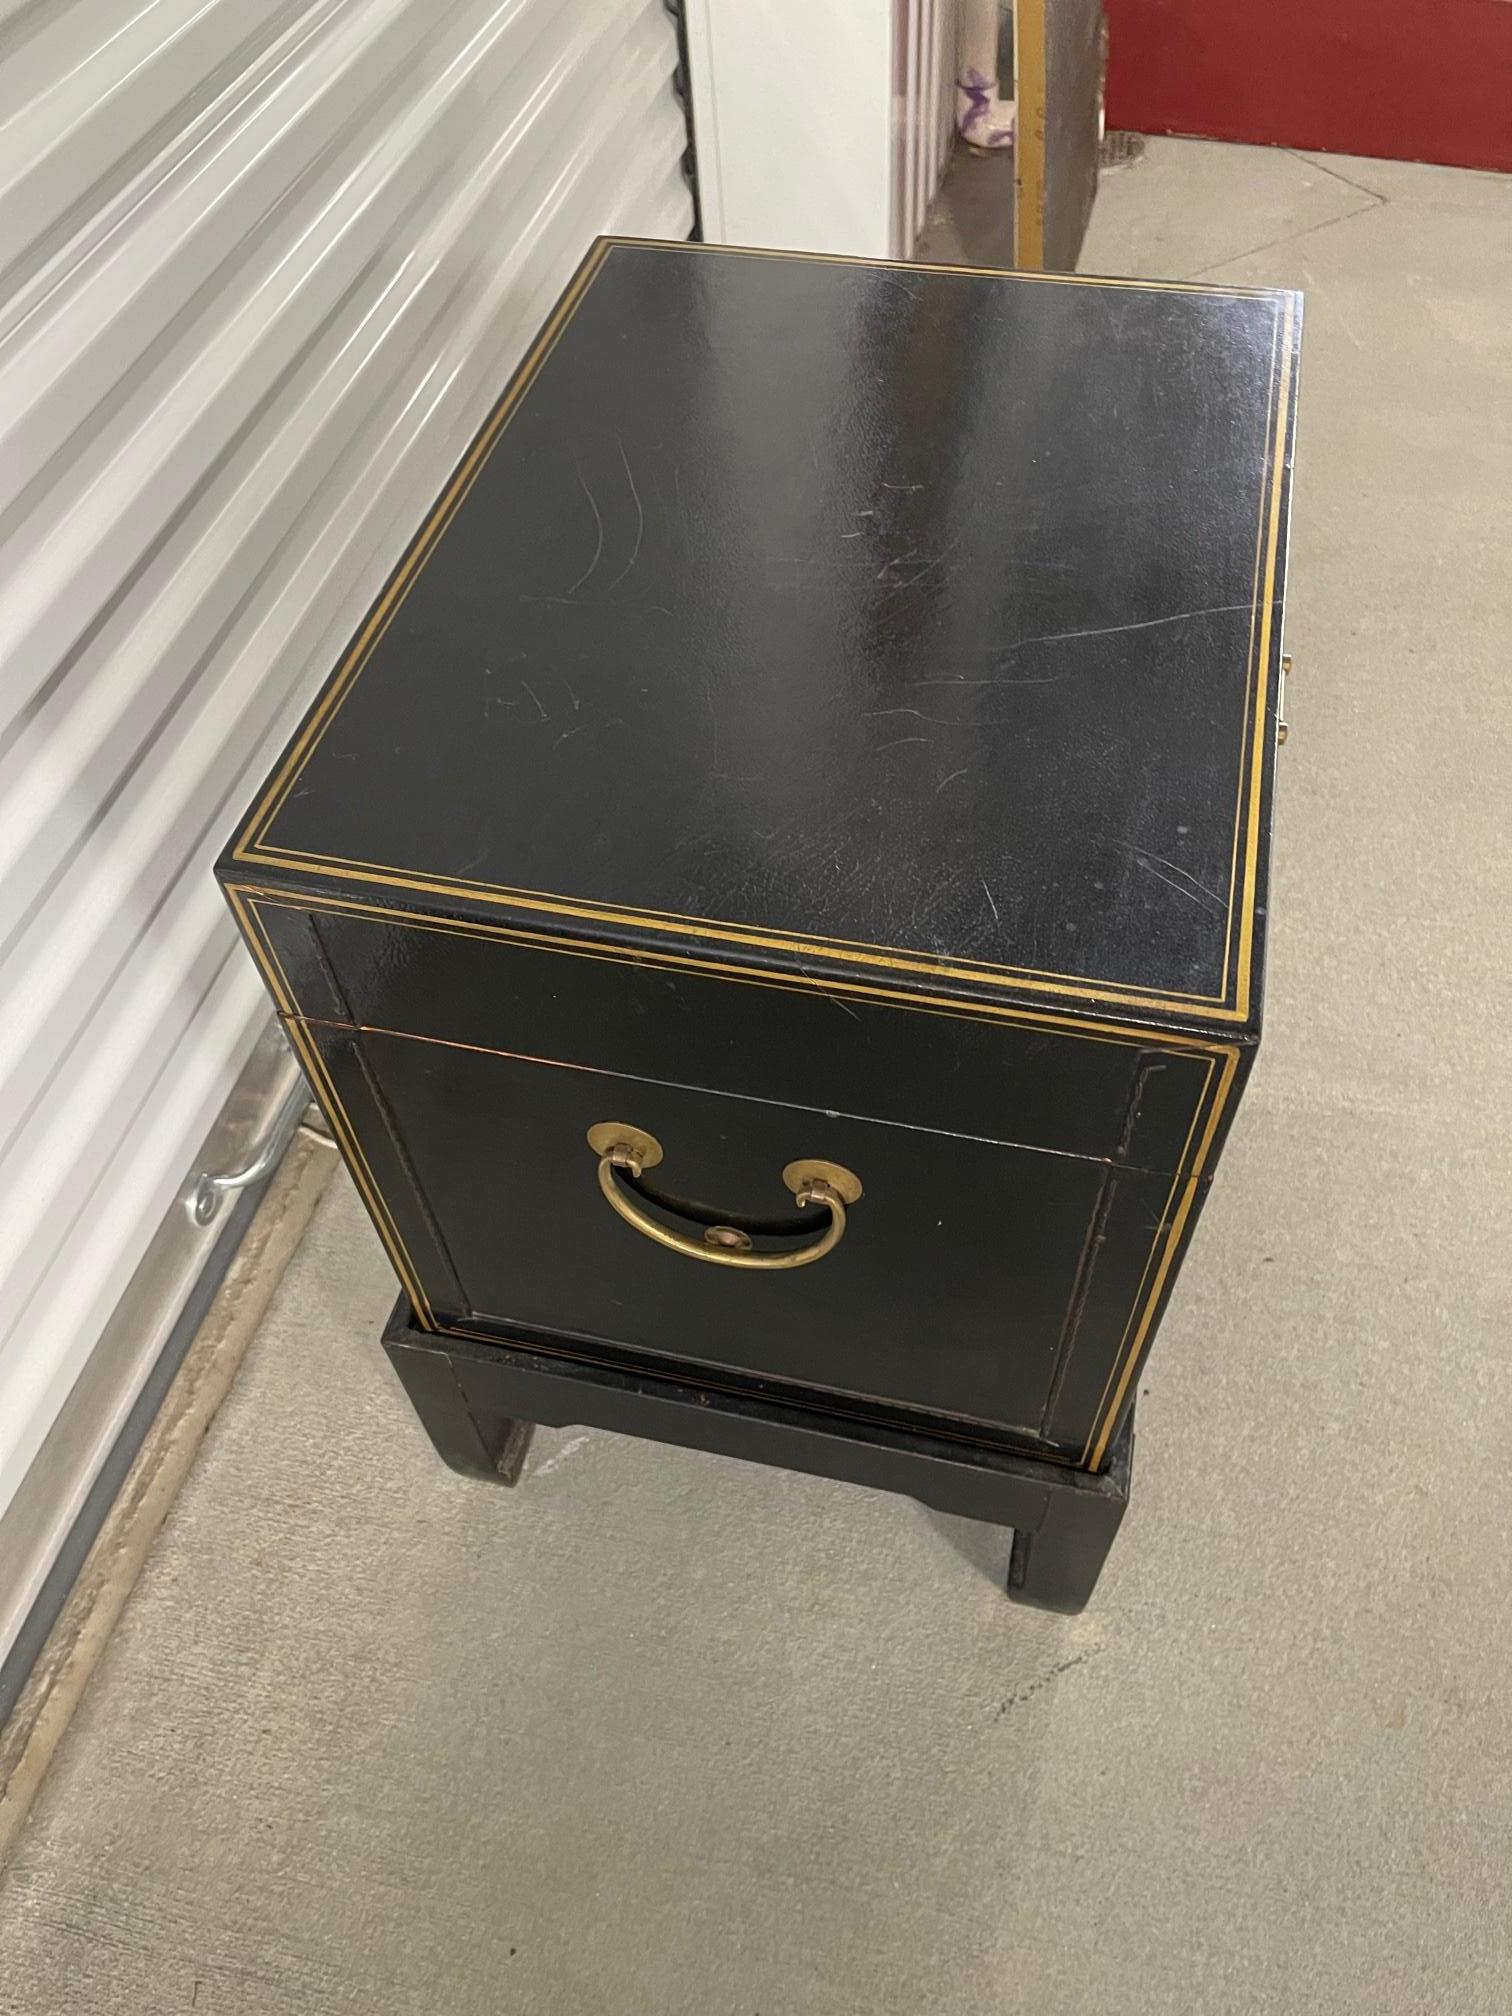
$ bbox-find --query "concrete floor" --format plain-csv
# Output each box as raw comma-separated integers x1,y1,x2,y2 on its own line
3,140,1512,2014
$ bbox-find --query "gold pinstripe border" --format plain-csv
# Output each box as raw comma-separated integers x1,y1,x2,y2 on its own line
1081,1049,1235,1467
225,886,436,1328
228,883,1239,1471
1215,306,1282,1002
232,237,1299,1027
1236,296,1297,1013
233,237,613,853
235,884,1231,1057
596,233,1292,297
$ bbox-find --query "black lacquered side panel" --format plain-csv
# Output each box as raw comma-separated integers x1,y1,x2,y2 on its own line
347,1026,1184,1453
225,886,1245,1466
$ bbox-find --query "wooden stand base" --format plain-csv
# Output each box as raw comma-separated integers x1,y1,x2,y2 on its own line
382,1298,1132,1613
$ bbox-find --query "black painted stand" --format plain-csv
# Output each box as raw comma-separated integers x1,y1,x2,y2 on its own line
382,1298,1131,1612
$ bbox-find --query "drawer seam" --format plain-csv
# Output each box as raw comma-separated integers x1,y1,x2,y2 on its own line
292,1012,1201,1178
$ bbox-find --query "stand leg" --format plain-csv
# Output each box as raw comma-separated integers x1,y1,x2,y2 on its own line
385,1337,535,1486
1006,1413,1133,1614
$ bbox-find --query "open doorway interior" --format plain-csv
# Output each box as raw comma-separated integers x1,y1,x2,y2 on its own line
920,0,1111,272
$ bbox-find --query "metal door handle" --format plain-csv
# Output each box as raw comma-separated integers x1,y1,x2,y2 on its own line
586,1124,862,1271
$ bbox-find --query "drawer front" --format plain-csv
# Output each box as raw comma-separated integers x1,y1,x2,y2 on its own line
240,890,1233,1174
302,1019,1192,1457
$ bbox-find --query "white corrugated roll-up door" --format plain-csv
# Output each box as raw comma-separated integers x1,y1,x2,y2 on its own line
0,0,694,1671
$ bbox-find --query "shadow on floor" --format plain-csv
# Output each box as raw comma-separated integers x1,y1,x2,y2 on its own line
917,1504,1016,1587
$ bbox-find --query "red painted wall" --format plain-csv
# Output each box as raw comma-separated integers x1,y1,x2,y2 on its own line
1104,0,1512,174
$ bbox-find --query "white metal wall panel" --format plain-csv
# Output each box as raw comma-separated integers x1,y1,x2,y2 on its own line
0,0,692,1644
684,0,950,258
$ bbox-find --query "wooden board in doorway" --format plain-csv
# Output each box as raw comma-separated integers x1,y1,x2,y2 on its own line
1013,0,1107,270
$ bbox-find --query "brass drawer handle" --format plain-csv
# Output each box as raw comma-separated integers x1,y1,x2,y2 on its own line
586,1124,862,1271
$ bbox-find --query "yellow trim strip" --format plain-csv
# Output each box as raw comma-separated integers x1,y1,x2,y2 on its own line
1076,1052,1217,1461
598,233,1291,299
1013,0,1048,268
245,843,1248,1009
286,1016,436,1328
224,887,436,1326
223,882,293,1016
234,885,1233,1060
235,238,613,850
233,239,1296,1027
1235,293,1297,1013
236,857,1263,1019
1084,1046,1240,1468
1218,307,1283,993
